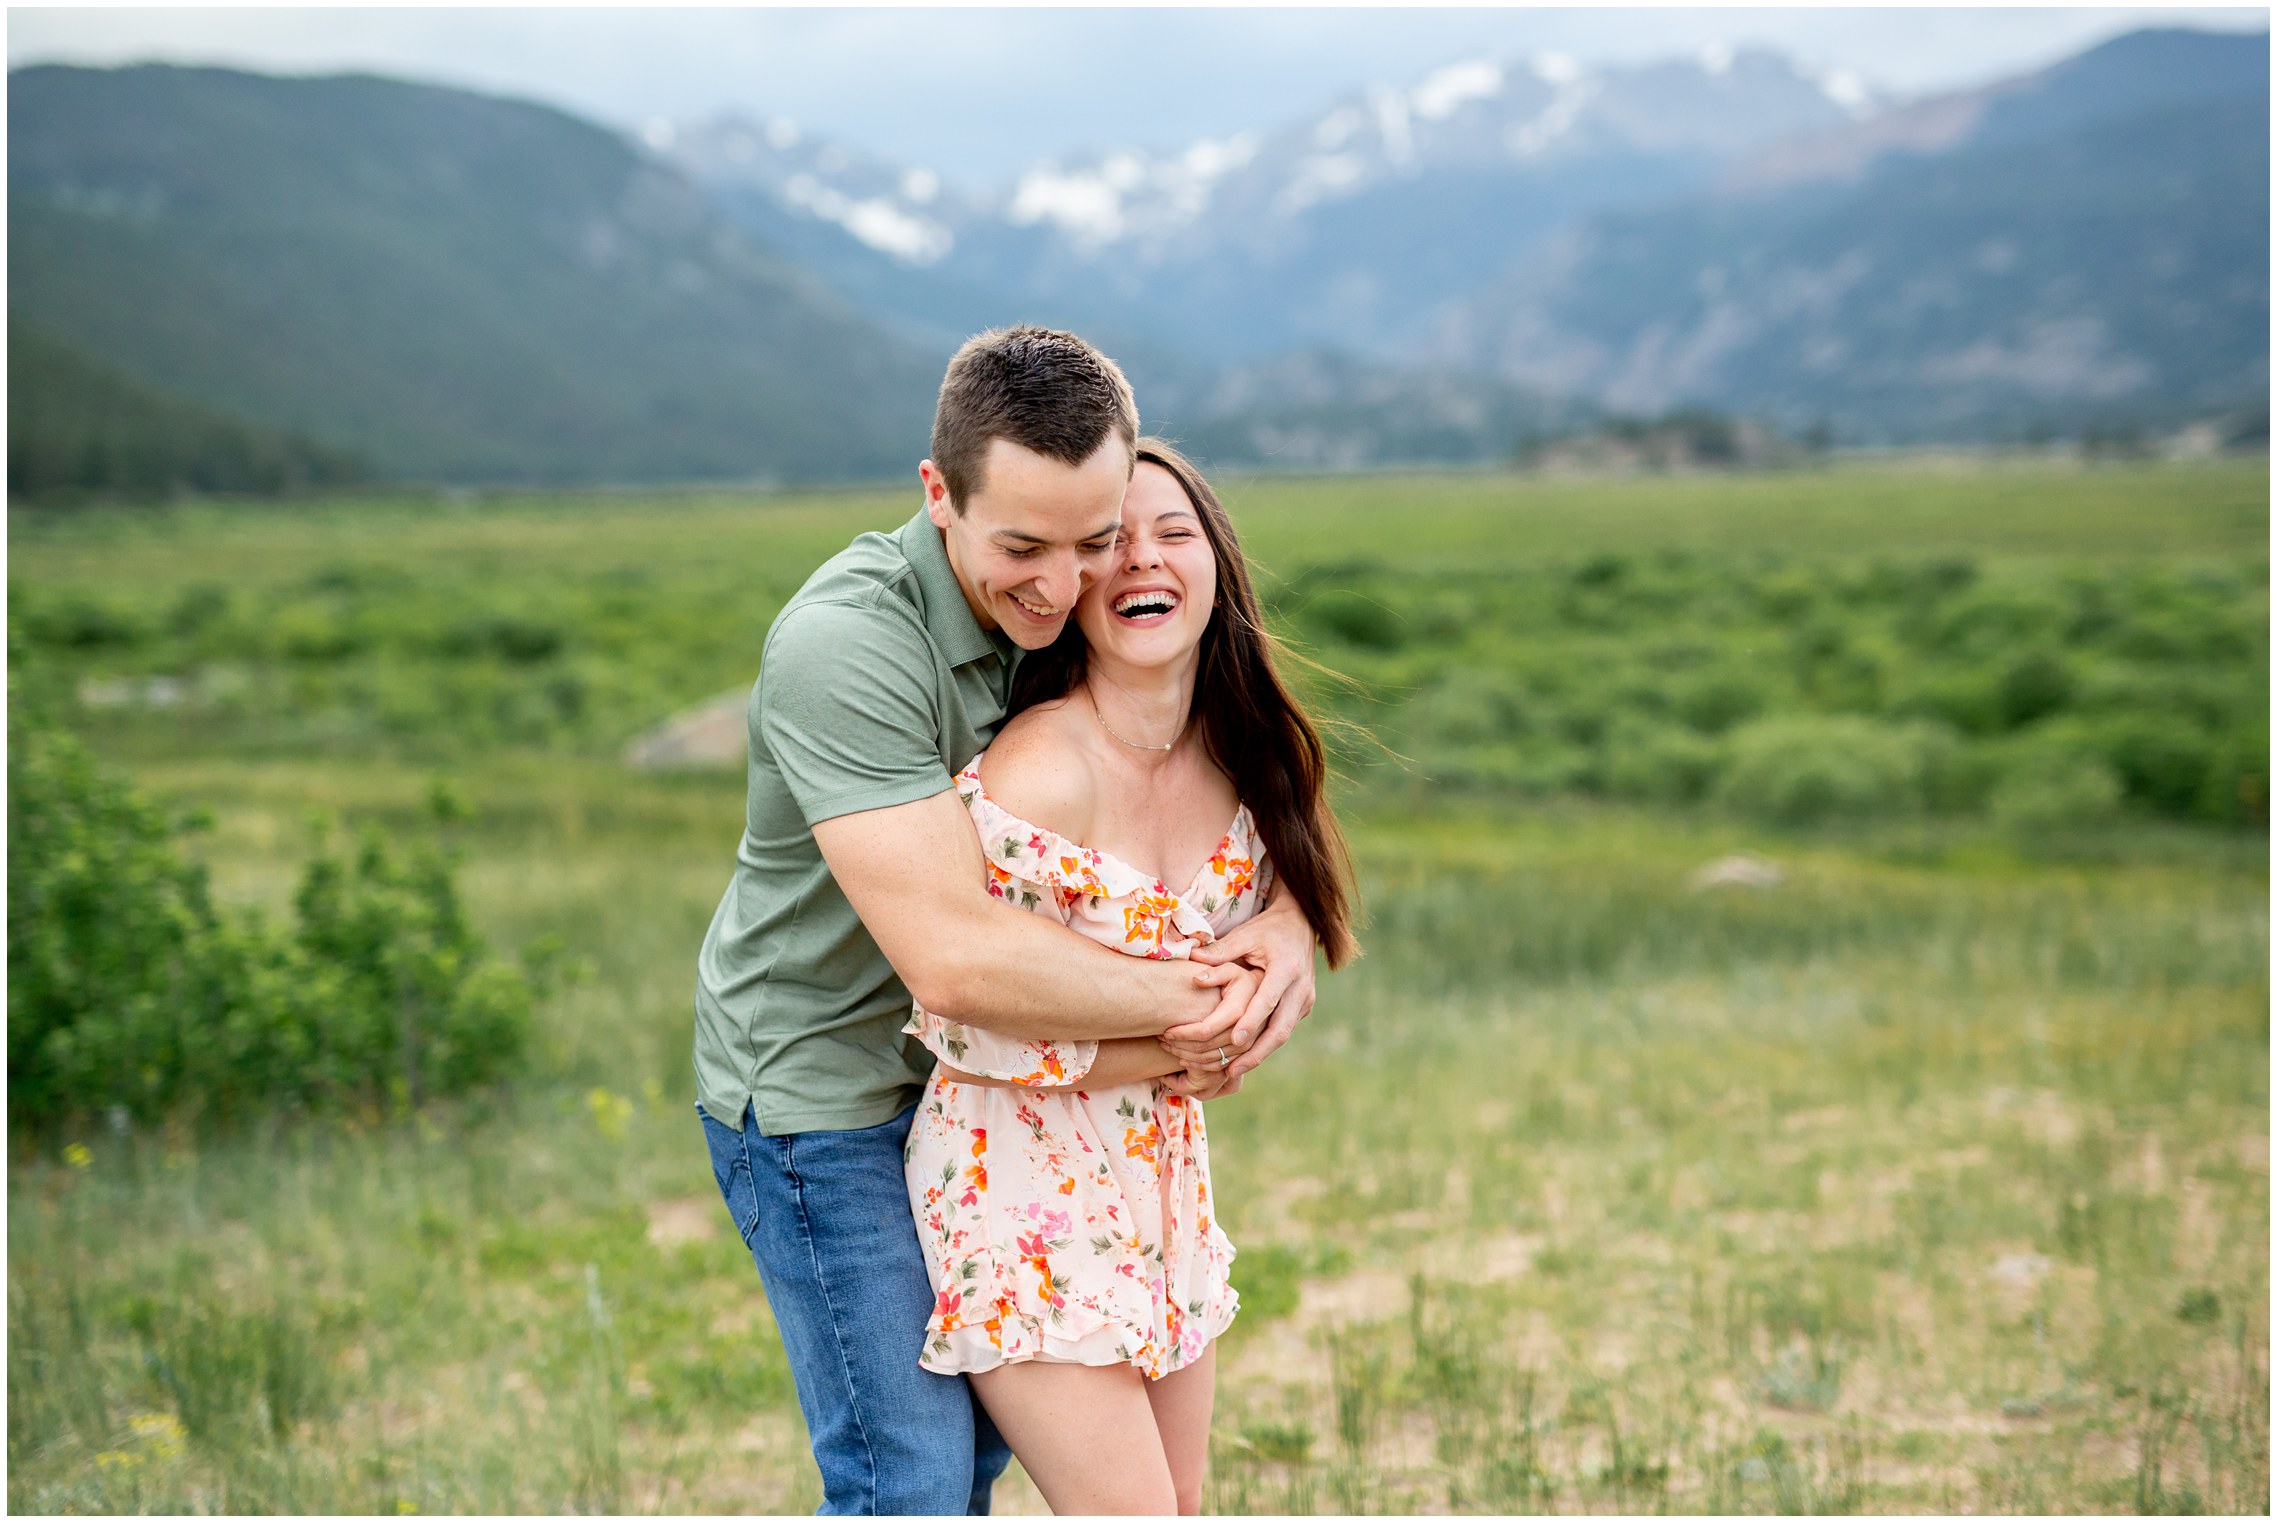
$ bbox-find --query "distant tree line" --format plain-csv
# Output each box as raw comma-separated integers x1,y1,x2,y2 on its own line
1513,402,2269,473
8,321,367,504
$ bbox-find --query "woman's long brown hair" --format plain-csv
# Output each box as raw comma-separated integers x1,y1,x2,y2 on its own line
1007,439,1359,968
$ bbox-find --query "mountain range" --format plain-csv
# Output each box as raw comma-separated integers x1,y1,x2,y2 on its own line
672,45,1876,367
9,64,936,485
6,27,2267,492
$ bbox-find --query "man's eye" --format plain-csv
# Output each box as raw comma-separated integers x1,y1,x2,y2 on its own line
1006,546,1040,559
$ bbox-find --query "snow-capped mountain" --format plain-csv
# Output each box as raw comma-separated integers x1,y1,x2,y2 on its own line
664,114,963,267
994,46,1871,257
664,46,1876,361
654,29,2263,455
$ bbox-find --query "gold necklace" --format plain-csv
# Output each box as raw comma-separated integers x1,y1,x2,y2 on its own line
1088,682,1181,753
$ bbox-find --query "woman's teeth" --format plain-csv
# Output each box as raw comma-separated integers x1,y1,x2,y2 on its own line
1113,591,1179,618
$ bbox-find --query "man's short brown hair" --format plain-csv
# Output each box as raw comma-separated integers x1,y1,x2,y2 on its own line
931,326,1138,511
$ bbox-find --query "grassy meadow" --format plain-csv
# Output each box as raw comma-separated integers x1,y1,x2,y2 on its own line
7,458,2269,1513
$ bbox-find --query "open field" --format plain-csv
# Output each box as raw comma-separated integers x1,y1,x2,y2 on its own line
8,460,2269,1512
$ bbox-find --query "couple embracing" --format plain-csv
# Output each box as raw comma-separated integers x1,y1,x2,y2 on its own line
694,326,1358,1515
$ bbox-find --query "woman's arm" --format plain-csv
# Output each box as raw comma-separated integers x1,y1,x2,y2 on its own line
936,1037,1187,1091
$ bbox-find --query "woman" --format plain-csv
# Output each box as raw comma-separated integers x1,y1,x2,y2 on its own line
902,440,1359,1514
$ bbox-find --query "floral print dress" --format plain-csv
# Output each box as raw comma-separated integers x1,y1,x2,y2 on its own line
902,755,1268,1379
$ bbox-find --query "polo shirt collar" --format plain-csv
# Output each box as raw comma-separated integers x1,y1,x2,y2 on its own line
896,509,1013,668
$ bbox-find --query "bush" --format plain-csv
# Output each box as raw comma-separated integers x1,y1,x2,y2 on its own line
7,698,553,1135
1990,755,2125,832
1413,670,1531,747
1995,649,2076,729
1670,668,1769,735
2197,722,2270,826
1716,716,1957,826
1894,668,2003,736
1602,720,1726,804
2095,716,2219,816
1305,588,1405,651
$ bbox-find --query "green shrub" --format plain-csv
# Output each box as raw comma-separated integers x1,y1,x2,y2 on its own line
1670,668,1770,735
1413,671,1531,747
1995,649,2076,729
7,696,553,1135
1894,668,2003,737
1990,754,2125,832
1602,720,1726,804
1305,588,1405,651
1716,716,1956,825
2096,716,2220,815
1932,587,2068,658
2197,722,2270,825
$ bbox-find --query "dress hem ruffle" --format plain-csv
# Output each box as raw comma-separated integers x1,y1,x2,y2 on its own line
918,1289,1241,1381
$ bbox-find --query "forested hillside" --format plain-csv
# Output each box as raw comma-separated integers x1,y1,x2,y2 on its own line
9,322,367,500
8,65,936,486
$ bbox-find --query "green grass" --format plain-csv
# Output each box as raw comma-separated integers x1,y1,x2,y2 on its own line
8,460,2268,1512
12,459,2265,833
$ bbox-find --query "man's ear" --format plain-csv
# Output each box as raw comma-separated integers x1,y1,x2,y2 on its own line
919,459,954,528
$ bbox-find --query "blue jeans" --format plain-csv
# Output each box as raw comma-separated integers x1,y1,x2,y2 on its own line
701,1101,1012,1515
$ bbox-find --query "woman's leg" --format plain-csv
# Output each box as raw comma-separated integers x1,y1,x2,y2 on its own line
969,1361,1176,1514
1145,1346,1218,1515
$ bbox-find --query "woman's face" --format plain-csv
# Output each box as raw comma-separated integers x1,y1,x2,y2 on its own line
1076,461,1218,672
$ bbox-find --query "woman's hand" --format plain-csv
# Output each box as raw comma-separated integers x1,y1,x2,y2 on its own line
1184,894,1319,1080
1163,962,1261,1068
1161,1066,1245,1102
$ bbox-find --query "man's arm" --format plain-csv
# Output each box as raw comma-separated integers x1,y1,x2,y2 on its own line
814,788,1248,1042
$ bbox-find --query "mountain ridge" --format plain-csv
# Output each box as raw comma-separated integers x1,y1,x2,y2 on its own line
1417,28,2269,440
6,29,2266,490
9,62,939,485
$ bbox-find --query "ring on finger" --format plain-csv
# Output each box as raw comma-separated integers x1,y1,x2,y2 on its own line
1217,1046,1229,1070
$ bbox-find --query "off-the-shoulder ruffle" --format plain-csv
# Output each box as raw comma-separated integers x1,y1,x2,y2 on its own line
955,764,1254,953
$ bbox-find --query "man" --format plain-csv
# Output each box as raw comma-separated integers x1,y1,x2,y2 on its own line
694,326,1320,1515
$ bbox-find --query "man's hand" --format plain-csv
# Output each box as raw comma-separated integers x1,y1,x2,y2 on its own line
1181,894,1319,1081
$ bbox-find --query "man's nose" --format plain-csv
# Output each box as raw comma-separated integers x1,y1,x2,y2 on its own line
1038,555,1085,610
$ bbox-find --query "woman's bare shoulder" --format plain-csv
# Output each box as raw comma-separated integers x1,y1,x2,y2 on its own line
978,700,1100,844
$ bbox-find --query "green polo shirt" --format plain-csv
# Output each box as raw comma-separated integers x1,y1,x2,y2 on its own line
693,509,1021,1135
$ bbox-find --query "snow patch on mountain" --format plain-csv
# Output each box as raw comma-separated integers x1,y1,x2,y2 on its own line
1508,77,1601,157
783,174,952,262
1007,135,1258,246
1411,58,1506,120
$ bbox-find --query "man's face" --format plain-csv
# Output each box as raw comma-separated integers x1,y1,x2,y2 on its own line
922,436,1128,650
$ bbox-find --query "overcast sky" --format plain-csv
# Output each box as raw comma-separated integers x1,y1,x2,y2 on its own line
10,6,2268,185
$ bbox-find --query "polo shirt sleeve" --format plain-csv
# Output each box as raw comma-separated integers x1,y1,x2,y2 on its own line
757,599,954,826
